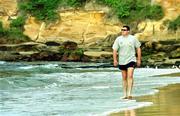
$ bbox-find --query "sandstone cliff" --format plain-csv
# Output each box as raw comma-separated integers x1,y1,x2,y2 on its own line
0,0,180,44
136,0,180,41
23,11,120,46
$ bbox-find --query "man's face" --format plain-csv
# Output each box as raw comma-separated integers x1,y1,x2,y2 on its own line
121,27,129,36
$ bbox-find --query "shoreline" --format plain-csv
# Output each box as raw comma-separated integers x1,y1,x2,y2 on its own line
110,83,180,116
0,60,179,69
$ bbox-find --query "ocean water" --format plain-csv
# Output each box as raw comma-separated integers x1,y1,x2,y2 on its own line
0,61,180,116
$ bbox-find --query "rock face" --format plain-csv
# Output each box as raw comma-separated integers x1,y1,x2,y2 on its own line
24,11,120,45
0,0,17,28
136,0,180,41
155,0,180,20
0,42,90,62
141,40,180,67
0,0,180,43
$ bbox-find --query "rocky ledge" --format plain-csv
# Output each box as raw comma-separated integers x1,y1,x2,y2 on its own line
0,40,179,68
141,40,180,68
0,41,89,62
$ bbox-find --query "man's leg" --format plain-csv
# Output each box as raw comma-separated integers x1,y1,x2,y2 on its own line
127,67,134,98
121,70,128,98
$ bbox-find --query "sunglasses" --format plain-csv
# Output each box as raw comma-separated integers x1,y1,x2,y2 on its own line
121,29,128,31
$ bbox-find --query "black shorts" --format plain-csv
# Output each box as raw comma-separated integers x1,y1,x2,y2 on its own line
118,61,136,70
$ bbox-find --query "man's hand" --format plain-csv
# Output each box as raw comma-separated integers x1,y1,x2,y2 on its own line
113,50,118,67
113,60,118,67
136,48,141,68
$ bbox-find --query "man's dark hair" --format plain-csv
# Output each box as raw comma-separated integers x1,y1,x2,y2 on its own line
123,25,130,31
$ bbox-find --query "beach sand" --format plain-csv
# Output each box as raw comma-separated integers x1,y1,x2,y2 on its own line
110,74,180,116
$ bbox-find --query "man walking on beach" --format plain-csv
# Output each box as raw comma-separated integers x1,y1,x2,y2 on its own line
112,25,141,99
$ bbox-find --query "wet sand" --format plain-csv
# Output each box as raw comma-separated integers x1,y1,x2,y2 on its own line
110,73,180,116
153,72,180,77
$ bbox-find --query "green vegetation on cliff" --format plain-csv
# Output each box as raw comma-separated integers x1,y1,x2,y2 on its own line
0,16,30,44
168,15,180,31
59,0,87,8
0,22,5,37
97,0,164,23
19,0,87,22
0,0,165,44
19,0,60,22
18,0,164,23
10,16,26,30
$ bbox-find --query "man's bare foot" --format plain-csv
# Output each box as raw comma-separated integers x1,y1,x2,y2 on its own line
121,96,128,99
128,96,133,99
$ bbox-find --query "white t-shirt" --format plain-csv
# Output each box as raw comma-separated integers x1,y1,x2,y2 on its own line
112,35,141,65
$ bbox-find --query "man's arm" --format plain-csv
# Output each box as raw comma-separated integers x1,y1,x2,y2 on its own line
113,50,118,67
136,48,141,67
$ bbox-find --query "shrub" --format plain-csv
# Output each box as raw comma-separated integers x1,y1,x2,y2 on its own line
116,1,131,19
10,16,26,30
66,0,82,7
0,20,30,43
144,5,164,20
19,0,60,22
96,0,164,23
6,28,29,42
0,21,5,37
74,48,84,57
59,0,87,8
168,15,180,31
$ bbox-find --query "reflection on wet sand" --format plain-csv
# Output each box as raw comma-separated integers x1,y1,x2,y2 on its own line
124,109,136,116
110,109,136,116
